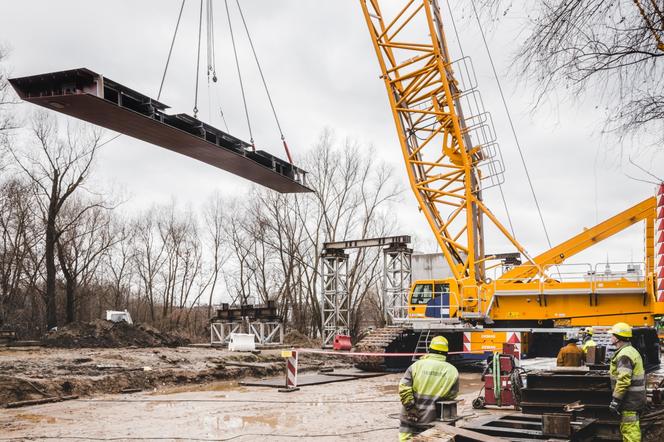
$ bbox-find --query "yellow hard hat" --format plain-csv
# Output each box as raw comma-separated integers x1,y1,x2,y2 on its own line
430,335,449,352
581,327,593,336
610,322,632,338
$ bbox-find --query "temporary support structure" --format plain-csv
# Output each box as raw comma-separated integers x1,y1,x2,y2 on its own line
210,301,283,346
320,235,411,347
384,243,413,321
210,321,283,346
9,68,311,193
321,249,350,348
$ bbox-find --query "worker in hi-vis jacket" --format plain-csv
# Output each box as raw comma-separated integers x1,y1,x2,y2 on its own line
398,336,459,441
608,322,646,442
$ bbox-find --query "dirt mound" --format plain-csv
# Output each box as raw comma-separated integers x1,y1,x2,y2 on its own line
41,320,190,348
283,330,320,348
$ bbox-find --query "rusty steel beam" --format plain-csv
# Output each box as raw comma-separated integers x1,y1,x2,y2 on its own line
9,68,311,194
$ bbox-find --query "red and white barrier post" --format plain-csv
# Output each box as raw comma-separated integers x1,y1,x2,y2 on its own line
279,350,299,392
657,183,664,302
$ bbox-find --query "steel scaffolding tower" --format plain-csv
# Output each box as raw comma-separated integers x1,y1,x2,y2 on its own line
384,243,413,322
321,249,350,347
320,236,411,348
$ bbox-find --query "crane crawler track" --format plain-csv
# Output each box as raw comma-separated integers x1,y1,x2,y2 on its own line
354,326,418,372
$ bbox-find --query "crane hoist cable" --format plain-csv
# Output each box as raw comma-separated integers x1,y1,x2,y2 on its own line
224,0,255,151
206,0,218,82
469,0,554,251
444,0,517,241
193,0,204,119
158,0,187,101
234,0,293,164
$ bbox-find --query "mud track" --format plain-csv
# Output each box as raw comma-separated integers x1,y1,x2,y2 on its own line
0,346,350,407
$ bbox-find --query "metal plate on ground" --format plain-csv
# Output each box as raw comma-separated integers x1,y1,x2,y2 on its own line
240,374,361,388
321,370,386,378
9,68,311,194
462,414,597,441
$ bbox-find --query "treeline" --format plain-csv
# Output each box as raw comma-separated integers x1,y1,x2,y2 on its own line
0,52,401,339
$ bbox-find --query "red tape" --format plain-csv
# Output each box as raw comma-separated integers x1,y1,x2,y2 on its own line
293,349,487,357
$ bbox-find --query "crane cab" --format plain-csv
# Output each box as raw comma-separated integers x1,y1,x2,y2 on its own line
407,279,460,319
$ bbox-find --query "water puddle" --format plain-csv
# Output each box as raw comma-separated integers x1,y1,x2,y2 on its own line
150,381,246,395
376,384,398,394
203,413,292,431
14,413,57,424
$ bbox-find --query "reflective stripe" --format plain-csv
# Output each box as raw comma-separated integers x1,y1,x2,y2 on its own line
621,411,639,423
399,431,413,441
582,339,596,353
399,354,459,433
610,344,646,412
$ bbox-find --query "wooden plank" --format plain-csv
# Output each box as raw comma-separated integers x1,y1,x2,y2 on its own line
416,424,508,442
6,395,79,409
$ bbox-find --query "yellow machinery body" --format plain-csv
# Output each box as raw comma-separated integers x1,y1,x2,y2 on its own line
406,195,663,328
358,0,663,351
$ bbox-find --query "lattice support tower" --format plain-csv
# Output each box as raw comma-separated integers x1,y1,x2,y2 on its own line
321,249,350,348
383,243,413,322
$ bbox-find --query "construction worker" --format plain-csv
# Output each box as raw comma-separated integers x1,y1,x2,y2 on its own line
556,337,584,367
608,322,646,442
398,336,459,441
580,327,597,354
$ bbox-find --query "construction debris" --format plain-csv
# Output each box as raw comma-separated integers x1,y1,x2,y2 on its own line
41,319,190,348
0,346,351,408
6,395,79,409
283,330,320,348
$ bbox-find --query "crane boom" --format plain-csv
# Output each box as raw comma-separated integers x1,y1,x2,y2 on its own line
500,197,657,283
359,0,537,294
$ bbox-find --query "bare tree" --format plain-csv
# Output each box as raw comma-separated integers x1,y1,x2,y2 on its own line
104,219,135,311
202,192,229,317
219,130,402,337
0,46,20,171
56,200,114,323
133,208,168,322
0,178,41,328
9,113,103,329
0,46,15,132
482,0,664,145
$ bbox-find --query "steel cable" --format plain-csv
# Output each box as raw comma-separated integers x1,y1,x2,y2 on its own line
468,0,554,250
158,0,187,101
0,427,396,441
224,0,254,149
234,0,293,163
444,0,517,241
193,0,204,118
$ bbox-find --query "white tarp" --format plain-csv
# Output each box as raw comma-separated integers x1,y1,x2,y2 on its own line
228,333,256,351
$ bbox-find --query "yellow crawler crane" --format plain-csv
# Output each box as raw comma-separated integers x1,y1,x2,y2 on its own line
357,0,663,366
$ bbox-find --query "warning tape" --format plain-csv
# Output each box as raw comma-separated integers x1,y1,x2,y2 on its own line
288,349,487,357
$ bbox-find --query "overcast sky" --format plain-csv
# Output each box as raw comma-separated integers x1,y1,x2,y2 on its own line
2,0,662,275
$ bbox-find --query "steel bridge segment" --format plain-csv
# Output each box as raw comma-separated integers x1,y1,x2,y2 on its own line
323,235,411,250
9,68,311,194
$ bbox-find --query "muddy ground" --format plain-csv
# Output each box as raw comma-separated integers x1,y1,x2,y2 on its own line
0,346,350,408
0,371,492,441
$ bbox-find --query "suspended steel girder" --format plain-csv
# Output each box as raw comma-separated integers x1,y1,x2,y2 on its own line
9,68,311,194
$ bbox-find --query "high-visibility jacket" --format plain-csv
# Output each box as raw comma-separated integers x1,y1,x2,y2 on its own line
582,338,596,354
398,353,459,434
609,343,646,412
556,343,584,367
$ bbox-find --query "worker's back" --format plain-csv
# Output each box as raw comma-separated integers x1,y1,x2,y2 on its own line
399,353,459,425
557,343,584,367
